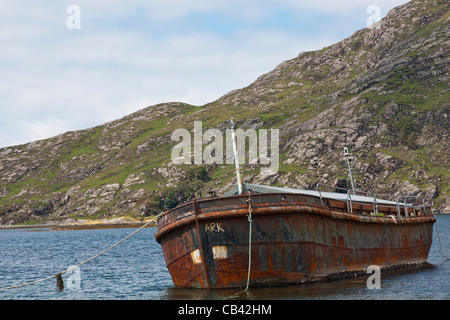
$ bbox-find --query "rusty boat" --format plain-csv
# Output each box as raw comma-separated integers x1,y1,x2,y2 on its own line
155,122,435,289
155,182,436,289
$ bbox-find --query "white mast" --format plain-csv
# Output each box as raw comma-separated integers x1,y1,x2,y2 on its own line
344,147,356,195
229,120,243,195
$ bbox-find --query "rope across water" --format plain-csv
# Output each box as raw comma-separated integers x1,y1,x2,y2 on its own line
0,212,164,290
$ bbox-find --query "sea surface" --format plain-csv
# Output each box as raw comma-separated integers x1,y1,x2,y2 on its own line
0,215,449,300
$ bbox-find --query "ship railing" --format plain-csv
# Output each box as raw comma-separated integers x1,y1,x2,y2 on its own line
315,183,428,218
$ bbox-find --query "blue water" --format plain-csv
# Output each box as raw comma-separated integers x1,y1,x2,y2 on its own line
1,215,449,300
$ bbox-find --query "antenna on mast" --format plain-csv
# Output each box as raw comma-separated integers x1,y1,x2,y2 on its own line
229,120,243,195
344,147,356,195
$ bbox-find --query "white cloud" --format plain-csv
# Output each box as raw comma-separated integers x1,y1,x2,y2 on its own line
0,0,409,148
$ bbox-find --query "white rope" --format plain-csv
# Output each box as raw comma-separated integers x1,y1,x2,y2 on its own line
1,212,164,290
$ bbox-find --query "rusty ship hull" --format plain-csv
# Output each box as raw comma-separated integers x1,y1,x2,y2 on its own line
155,185,435,289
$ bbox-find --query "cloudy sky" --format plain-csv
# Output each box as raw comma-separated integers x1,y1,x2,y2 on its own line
0,0,409,148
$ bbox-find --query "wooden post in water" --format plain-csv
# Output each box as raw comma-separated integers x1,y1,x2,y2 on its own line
56,273,64,291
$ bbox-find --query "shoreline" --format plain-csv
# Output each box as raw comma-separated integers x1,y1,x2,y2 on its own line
1,212,449,231
0,217,158,231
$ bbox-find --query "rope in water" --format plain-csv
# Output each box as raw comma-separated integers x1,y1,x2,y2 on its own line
0,212,164,290
433,213,450,262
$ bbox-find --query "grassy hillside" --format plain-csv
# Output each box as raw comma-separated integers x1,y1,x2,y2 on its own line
0,0,448,225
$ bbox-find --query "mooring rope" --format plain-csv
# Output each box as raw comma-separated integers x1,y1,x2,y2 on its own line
433,213,450,262
224,192,253,299
0,212,164,290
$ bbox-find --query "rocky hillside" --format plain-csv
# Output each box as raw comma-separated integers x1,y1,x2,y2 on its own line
0,0,449,225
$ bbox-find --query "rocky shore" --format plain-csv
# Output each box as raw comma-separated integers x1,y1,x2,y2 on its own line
0,216,157,231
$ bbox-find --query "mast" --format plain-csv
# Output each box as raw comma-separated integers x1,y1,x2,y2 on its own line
344,147,356,195
229,120,243,195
